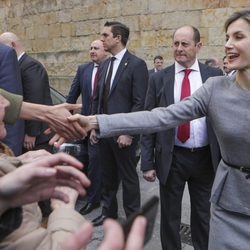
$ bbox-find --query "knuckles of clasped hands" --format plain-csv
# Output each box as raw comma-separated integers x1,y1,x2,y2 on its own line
48,114,94,147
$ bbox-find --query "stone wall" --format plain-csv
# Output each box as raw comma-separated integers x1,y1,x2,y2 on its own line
0,0,248,94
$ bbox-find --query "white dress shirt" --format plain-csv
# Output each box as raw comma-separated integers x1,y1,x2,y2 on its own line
107,48,127,90
174,59,208,148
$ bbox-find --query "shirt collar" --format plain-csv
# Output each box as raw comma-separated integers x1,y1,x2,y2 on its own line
112,48,127,61
18,52,25,61
175,59,200,74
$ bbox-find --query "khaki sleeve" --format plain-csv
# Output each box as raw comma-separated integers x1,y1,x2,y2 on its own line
0,88,23,124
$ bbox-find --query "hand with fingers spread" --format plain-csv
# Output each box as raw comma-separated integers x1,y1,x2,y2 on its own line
0,152,90,215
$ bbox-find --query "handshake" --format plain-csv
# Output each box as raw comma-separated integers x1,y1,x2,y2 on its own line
48,113,99,147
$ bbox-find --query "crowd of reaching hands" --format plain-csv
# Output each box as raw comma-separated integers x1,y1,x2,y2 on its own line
0,93,146,249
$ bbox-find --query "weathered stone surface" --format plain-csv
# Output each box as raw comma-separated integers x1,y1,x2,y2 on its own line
161,10,201,29
0,0,248,92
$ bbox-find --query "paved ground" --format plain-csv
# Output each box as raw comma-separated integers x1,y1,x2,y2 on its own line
76,164,194,250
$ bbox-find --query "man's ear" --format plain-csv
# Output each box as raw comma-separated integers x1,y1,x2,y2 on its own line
116,34,122,43
196,42,202,53
196,42,202,49
11,41,16,49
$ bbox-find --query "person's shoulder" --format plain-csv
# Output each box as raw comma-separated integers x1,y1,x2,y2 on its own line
204,75,229,89
199,62,223,76
0,43,12,53
126,50,146,64
79,62,93,69
149,65,173,83
21,54,46,70
0,44,16,59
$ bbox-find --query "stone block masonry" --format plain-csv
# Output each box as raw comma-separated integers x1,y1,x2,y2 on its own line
0,0,248,94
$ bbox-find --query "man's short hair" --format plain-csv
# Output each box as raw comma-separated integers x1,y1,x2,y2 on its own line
104,21,130,46
153,55,163,63
173,25,201,44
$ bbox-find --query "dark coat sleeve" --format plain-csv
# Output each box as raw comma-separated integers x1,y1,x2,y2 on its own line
140,73,161,172
66,66,81,104
20,56,52,137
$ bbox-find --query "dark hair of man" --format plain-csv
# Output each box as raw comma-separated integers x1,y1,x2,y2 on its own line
153,55,163,63
224,9,250,32
173,25,201,44
205,58,216,66
104,21,130,46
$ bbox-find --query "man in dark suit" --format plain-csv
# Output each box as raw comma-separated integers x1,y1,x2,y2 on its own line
67,39,109,215
0,43,24,156
148,55,164,77
0,32,53,153
141,26,223,250
91,21,148,226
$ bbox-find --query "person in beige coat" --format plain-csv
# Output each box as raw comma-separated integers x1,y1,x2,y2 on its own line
0,93,90,249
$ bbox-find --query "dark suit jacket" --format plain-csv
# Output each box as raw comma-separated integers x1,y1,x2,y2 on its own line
19,53,52,145
92,50,148,116
66,62,95,116
141,62,223,184
0,44,24,156
148,68,156,77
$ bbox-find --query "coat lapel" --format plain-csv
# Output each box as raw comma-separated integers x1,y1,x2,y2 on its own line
98,58,110,98
163,65,175,106
85,63,94,97
199,62,209,83
109,51,129,95
18,53,27,66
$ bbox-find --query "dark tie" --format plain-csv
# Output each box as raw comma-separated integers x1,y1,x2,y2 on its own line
92,65,98,96
177,69,192,143
103,56,116,113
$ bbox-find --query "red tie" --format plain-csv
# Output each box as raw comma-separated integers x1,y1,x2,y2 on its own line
177,69,192,143
92,65,98,96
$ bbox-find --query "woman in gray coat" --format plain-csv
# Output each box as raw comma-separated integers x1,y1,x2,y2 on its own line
69,9,250,250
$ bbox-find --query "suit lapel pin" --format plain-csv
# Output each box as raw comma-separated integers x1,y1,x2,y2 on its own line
125,62,128,67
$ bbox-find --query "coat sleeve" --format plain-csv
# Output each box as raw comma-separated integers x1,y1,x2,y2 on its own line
96,77,217,138
0,89,23,124
66,66,81,104
140,75,158,172
21,59,51,137
0,205,86,250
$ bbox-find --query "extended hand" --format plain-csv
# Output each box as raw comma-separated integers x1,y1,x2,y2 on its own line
44,103,87,142
0,153,90,212
18,149,52,164
49,114,97,147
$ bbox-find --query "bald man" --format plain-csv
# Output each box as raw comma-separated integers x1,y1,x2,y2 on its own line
66,40,109,215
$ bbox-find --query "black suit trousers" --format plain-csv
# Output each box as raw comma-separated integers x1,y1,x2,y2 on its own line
159,146,214,250
100,137,140,218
